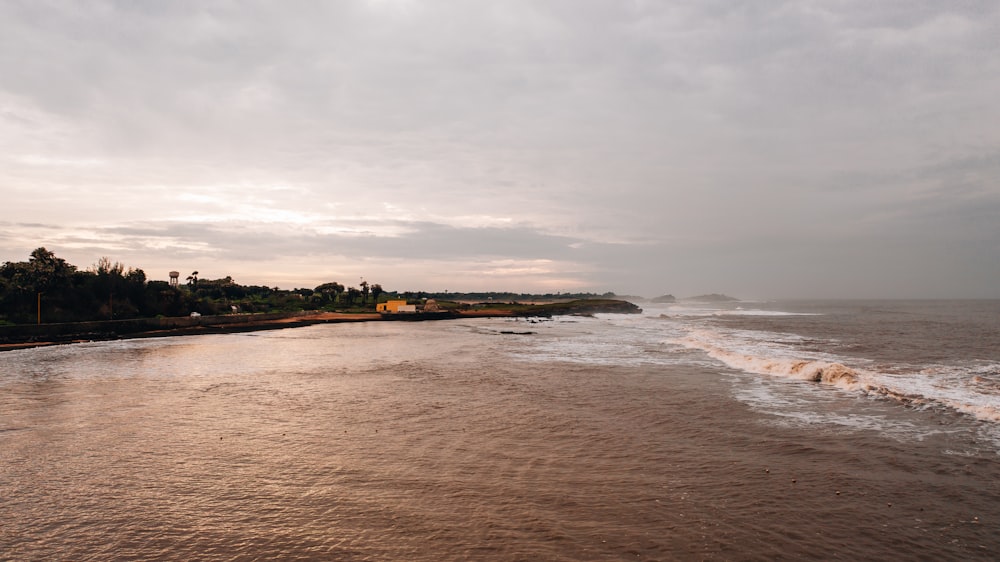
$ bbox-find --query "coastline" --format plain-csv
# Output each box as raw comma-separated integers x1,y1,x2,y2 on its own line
0,311,435,352
0,311,370,352
0,301,638,352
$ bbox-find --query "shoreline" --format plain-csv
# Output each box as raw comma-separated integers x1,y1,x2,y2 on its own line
0,299,640,352
0,311,423,352
0,309,530,352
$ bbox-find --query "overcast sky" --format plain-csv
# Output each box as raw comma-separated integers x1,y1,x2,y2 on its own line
2,1,999,298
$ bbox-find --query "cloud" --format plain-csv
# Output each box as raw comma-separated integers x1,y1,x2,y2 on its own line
1,1,999,297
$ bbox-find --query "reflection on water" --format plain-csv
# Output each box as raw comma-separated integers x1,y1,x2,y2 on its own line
3,318,1000,560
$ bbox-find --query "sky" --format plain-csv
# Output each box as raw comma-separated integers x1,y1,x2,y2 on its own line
2,0,999,299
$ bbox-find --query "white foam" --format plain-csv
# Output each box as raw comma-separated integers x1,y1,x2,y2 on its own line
642,302,821,318
714,309,822,317
671,327,1000,425
674,329,865,390
499,309,1000,428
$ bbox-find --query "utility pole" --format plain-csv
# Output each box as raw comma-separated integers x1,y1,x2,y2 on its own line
37,292,42,325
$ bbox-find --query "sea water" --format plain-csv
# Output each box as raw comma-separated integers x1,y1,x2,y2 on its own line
660,300,1000,440
2,300,999,559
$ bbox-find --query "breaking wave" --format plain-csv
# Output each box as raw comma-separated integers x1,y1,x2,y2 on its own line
673,328,1000,423
675,330,864,390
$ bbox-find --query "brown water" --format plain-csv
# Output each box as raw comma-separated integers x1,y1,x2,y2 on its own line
2,317,999,560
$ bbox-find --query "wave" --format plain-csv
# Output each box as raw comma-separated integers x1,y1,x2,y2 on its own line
675,330,864,390
646,303,821,319
714,310,822,317
673,328,1000,423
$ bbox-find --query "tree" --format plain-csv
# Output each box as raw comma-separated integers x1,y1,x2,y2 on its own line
144,280,188,317
27,247,77,294
346,286,361,306
370,283,383,304
315,282,345,305
86,257,148,319
360,280,370,304
0,248,78,322
93,257,123,319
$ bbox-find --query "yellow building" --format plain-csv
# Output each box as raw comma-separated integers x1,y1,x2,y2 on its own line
377,300,412,313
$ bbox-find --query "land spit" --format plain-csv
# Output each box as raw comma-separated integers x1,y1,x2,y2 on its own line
0,299,641,351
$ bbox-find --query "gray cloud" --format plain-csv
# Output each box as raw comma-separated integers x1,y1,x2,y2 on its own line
2,1,999,297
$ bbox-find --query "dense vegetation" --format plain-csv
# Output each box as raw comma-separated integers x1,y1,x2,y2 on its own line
0,248,389,324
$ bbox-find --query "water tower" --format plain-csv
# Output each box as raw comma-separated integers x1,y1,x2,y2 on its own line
169,271,180,287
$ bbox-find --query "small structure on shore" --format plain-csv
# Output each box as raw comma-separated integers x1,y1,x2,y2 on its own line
377,300,417,314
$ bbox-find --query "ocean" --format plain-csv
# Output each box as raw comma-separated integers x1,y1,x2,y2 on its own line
2,299,999,560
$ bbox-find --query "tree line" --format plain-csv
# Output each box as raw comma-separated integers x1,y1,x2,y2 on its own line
0,248,386,325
